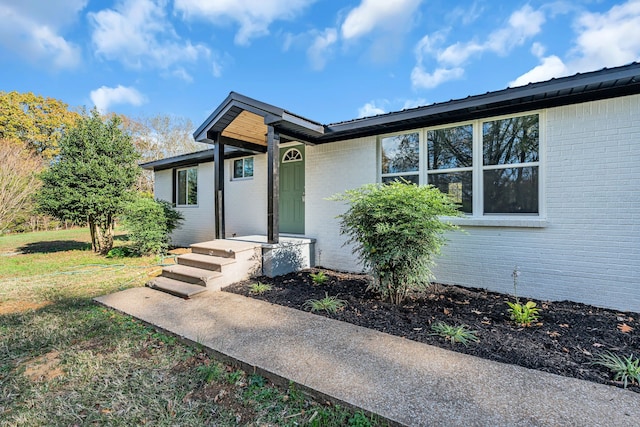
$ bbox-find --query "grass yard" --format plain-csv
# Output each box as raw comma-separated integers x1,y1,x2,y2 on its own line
0,229,382,426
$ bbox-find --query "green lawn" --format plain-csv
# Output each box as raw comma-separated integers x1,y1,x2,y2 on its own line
0,229,382,426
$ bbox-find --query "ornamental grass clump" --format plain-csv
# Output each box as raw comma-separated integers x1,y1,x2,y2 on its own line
330,181,461,304
303,293,347,314
430,321,479,346
593,352,640,388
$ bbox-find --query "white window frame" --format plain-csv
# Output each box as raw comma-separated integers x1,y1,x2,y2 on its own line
176,166,198,207
474,112,544,218
378,130,423,184
282,148,303,163
377,111,546,226
232,156,254,180
425,121,474,214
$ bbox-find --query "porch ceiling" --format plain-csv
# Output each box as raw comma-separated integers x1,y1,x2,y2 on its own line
221,110,267,146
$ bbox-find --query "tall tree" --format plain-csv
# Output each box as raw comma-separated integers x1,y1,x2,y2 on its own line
0,91,81,160
37,110,140,254
122,113,209,192
0,139,43,234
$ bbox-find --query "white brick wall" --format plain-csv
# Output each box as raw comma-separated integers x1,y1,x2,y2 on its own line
305,136,377,272
154,163,215,246
225,154,268,237
431,95,640,312
305,95,640,312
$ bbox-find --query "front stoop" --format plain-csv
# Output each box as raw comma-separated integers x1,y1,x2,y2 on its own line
146,239,261,298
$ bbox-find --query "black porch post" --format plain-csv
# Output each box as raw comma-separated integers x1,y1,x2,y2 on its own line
212,132,225,240
267,125,280,244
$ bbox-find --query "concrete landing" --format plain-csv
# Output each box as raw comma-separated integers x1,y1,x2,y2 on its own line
95,288,640,427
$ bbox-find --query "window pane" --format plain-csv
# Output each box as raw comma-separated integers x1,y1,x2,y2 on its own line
244,158,254,177
428,171,472,213
233,159,244,178
427,125,472,170
381,174,419,185
381,133,419,174
484,167,538,214
187,168,198,205
177,170,186,205
483,115,539,166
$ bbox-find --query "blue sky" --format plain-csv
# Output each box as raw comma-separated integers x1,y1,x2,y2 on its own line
1,0,639,127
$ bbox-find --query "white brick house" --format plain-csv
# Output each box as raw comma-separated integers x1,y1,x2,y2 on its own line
142,63,640,312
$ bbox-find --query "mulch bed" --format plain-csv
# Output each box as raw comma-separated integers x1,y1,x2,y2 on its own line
225,269,640,393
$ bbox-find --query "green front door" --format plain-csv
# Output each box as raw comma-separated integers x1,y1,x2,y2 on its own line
279,145,305,234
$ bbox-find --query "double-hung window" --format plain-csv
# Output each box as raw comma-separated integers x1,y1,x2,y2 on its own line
379,112,541,217
176,166,197,206
233,157,254,180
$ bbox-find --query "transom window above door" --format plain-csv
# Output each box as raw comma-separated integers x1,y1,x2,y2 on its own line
282,148,303,162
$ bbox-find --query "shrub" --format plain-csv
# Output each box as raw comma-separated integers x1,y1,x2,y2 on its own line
331,181,461,304
122,195,183,255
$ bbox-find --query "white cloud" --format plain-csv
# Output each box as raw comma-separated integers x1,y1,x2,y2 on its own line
341,0,422,40
412,4,546,89
89,0,209,72
0,0,85,69
90,85,146,114
411,66,464,89
358,101,386,118
510,54,567,87
511,0,640,87
571,0,640,70
307,28,338,70
439,5,545,67
171,67,193,83
447,1,484,26
174,0,315,45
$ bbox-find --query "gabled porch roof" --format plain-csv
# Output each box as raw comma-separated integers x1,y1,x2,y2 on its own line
193,91,325,148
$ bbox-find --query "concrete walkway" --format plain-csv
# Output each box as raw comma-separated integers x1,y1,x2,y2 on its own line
95,288,640,427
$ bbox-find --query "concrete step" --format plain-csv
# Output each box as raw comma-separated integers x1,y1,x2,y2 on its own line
146,277,208,299
177,253,236,272
191,239,262,258
161,264,223,286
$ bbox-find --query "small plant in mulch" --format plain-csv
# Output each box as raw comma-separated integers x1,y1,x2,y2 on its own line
430,321,479,346
303,293,347,314
249,282,272,294
309,271,329,285
593,352,640,388
506,266,541,327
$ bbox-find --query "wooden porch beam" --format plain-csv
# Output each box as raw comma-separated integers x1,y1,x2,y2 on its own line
219,136,267,153
212,132,225,240
267,126,280,244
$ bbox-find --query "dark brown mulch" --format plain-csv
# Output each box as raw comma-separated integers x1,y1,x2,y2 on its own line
225,269,640,393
